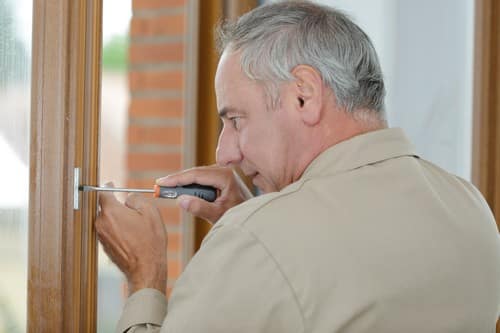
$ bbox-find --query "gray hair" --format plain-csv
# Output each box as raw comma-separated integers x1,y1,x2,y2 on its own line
216,1,386,120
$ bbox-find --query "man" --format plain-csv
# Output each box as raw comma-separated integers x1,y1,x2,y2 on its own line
96,2,500,332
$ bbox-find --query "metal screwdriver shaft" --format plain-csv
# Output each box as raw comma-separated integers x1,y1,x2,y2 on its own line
79,185,154,194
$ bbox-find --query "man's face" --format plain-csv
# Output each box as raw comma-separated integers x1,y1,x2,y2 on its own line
214,52,298,193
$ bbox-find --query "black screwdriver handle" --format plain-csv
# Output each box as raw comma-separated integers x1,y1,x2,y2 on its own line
154,184,217,202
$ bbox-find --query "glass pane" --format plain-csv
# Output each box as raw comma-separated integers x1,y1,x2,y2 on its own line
282,0,476,180
98,0,132,331
0,0,32,331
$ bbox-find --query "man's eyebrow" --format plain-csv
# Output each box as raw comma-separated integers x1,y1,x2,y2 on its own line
218,107,243,118
218,107,229,118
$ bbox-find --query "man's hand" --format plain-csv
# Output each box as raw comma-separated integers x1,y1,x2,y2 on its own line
96,187,167,295
157,166,253,224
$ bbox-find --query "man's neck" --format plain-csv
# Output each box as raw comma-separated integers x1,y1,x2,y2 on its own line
292,108,387,185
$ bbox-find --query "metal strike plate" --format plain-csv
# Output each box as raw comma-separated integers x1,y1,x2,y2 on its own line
74,167,80,210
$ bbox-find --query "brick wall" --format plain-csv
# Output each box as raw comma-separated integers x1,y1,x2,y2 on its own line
127,0,191,296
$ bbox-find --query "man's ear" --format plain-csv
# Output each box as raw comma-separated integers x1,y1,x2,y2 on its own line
291,65,323,126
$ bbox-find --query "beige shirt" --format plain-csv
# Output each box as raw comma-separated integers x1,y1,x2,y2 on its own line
118,128,500,333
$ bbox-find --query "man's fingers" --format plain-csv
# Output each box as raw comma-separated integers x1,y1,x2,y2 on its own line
156,166,230,190
125,193,148,212
98,182,119,208
98,191,121,209
156,165,250,223
178,195,219,223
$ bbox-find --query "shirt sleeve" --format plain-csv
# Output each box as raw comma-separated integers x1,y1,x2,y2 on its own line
116,288,167,333
116,223,304,333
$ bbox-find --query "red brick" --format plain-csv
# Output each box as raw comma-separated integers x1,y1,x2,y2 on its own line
131,14,185,37
129,43,184,64
128,152,182,171
160,206,182,226
127,178,157,188
129,70,184,91
125,0,192,278
129,98,183,118
167,232,181,252
128,125,183,145
168,259,182,279
133,0,186,9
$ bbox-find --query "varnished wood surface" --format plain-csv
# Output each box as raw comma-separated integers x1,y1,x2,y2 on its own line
194,0,224,251
224,0,259,19
28,0,101,331
471,0,499,330
472,0,500,229
193,0,259,253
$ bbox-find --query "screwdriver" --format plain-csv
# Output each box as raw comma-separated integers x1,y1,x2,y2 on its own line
79,184,217,202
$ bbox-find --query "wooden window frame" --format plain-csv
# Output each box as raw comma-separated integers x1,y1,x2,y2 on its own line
194,0,224,251
194,0,258,252
472,1,500,329
28,0,102,331
472,0,500,228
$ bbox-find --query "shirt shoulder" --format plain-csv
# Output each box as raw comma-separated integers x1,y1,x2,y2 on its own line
213,181,305,228
168,207,305,333
204,177,346,256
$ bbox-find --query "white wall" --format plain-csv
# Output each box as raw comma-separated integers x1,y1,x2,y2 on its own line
266,0,475,179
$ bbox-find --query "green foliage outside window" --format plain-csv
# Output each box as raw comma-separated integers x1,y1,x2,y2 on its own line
102,35,128,72
0,0,29,88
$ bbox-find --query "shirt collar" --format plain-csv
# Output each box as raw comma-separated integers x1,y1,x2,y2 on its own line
300,128,418,181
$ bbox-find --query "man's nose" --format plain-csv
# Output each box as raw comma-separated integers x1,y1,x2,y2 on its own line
216,128,242,166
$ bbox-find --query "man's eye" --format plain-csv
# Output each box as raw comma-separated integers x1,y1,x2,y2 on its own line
230,117,240,130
